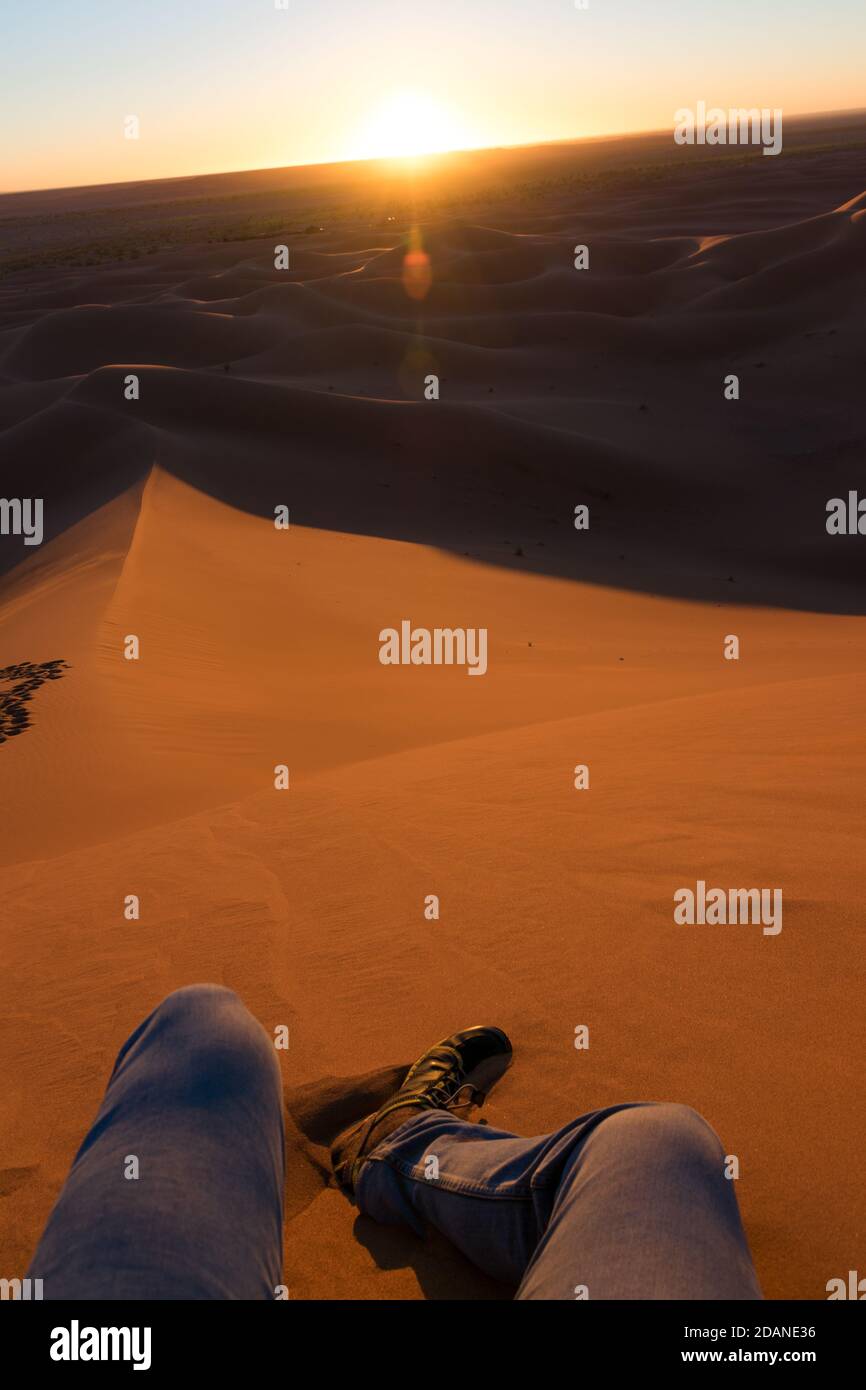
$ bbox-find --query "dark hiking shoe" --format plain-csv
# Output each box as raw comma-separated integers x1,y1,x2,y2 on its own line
331,1025,512,1195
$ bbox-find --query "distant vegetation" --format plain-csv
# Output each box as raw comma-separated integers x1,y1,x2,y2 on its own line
1,136,863,279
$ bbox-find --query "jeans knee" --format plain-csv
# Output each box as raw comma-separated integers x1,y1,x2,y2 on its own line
146,985,279,1104
596,1102,725,1174
646,1102,725,1168
158,983,243,1020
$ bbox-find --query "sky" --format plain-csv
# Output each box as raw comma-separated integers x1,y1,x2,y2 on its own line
1,0,864,193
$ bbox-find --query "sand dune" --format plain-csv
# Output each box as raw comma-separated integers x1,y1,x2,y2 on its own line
3,164,865,606
1,129,865,1299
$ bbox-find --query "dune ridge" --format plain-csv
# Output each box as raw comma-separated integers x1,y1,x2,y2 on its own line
2,179,865,609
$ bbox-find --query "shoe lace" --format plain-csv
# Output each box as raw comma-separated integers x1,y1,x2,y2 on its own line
347,1070,482,1189
442,1080,484,1114
424,1075,482,1113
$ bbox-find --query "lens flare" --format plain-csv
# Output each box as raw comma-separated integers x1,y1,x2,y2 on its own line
402,227,432,301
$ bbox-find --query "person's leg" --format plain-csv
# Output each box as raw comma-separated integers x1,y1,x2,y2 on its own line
356,1102,762,1300
27,984,285,1300
515,1103,763,1300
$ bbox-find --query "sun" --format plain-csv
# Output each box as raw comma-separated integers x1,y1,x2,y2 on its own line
350,90,477,162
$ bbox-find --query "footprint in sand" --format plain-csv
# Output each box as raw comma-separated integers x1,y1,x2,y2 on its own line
0,659,69,743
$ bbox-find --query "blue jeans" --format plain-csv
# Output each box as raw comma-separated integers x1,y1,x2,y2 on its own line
28,986,762,1300
357,1106,763,1299
28,985,285,1299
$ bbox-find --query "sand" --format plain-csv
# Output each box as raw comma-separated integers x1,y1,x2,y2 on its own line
1,124,865,1299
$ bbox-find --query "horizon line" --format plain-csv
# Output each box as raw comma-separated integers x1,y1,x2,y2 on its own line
3,103,865,201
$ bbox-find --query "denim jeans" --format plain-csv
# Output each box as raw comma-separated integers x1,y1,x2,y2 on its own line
27,986,762,1300
27,985,285,1299
357,1105,763,1299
